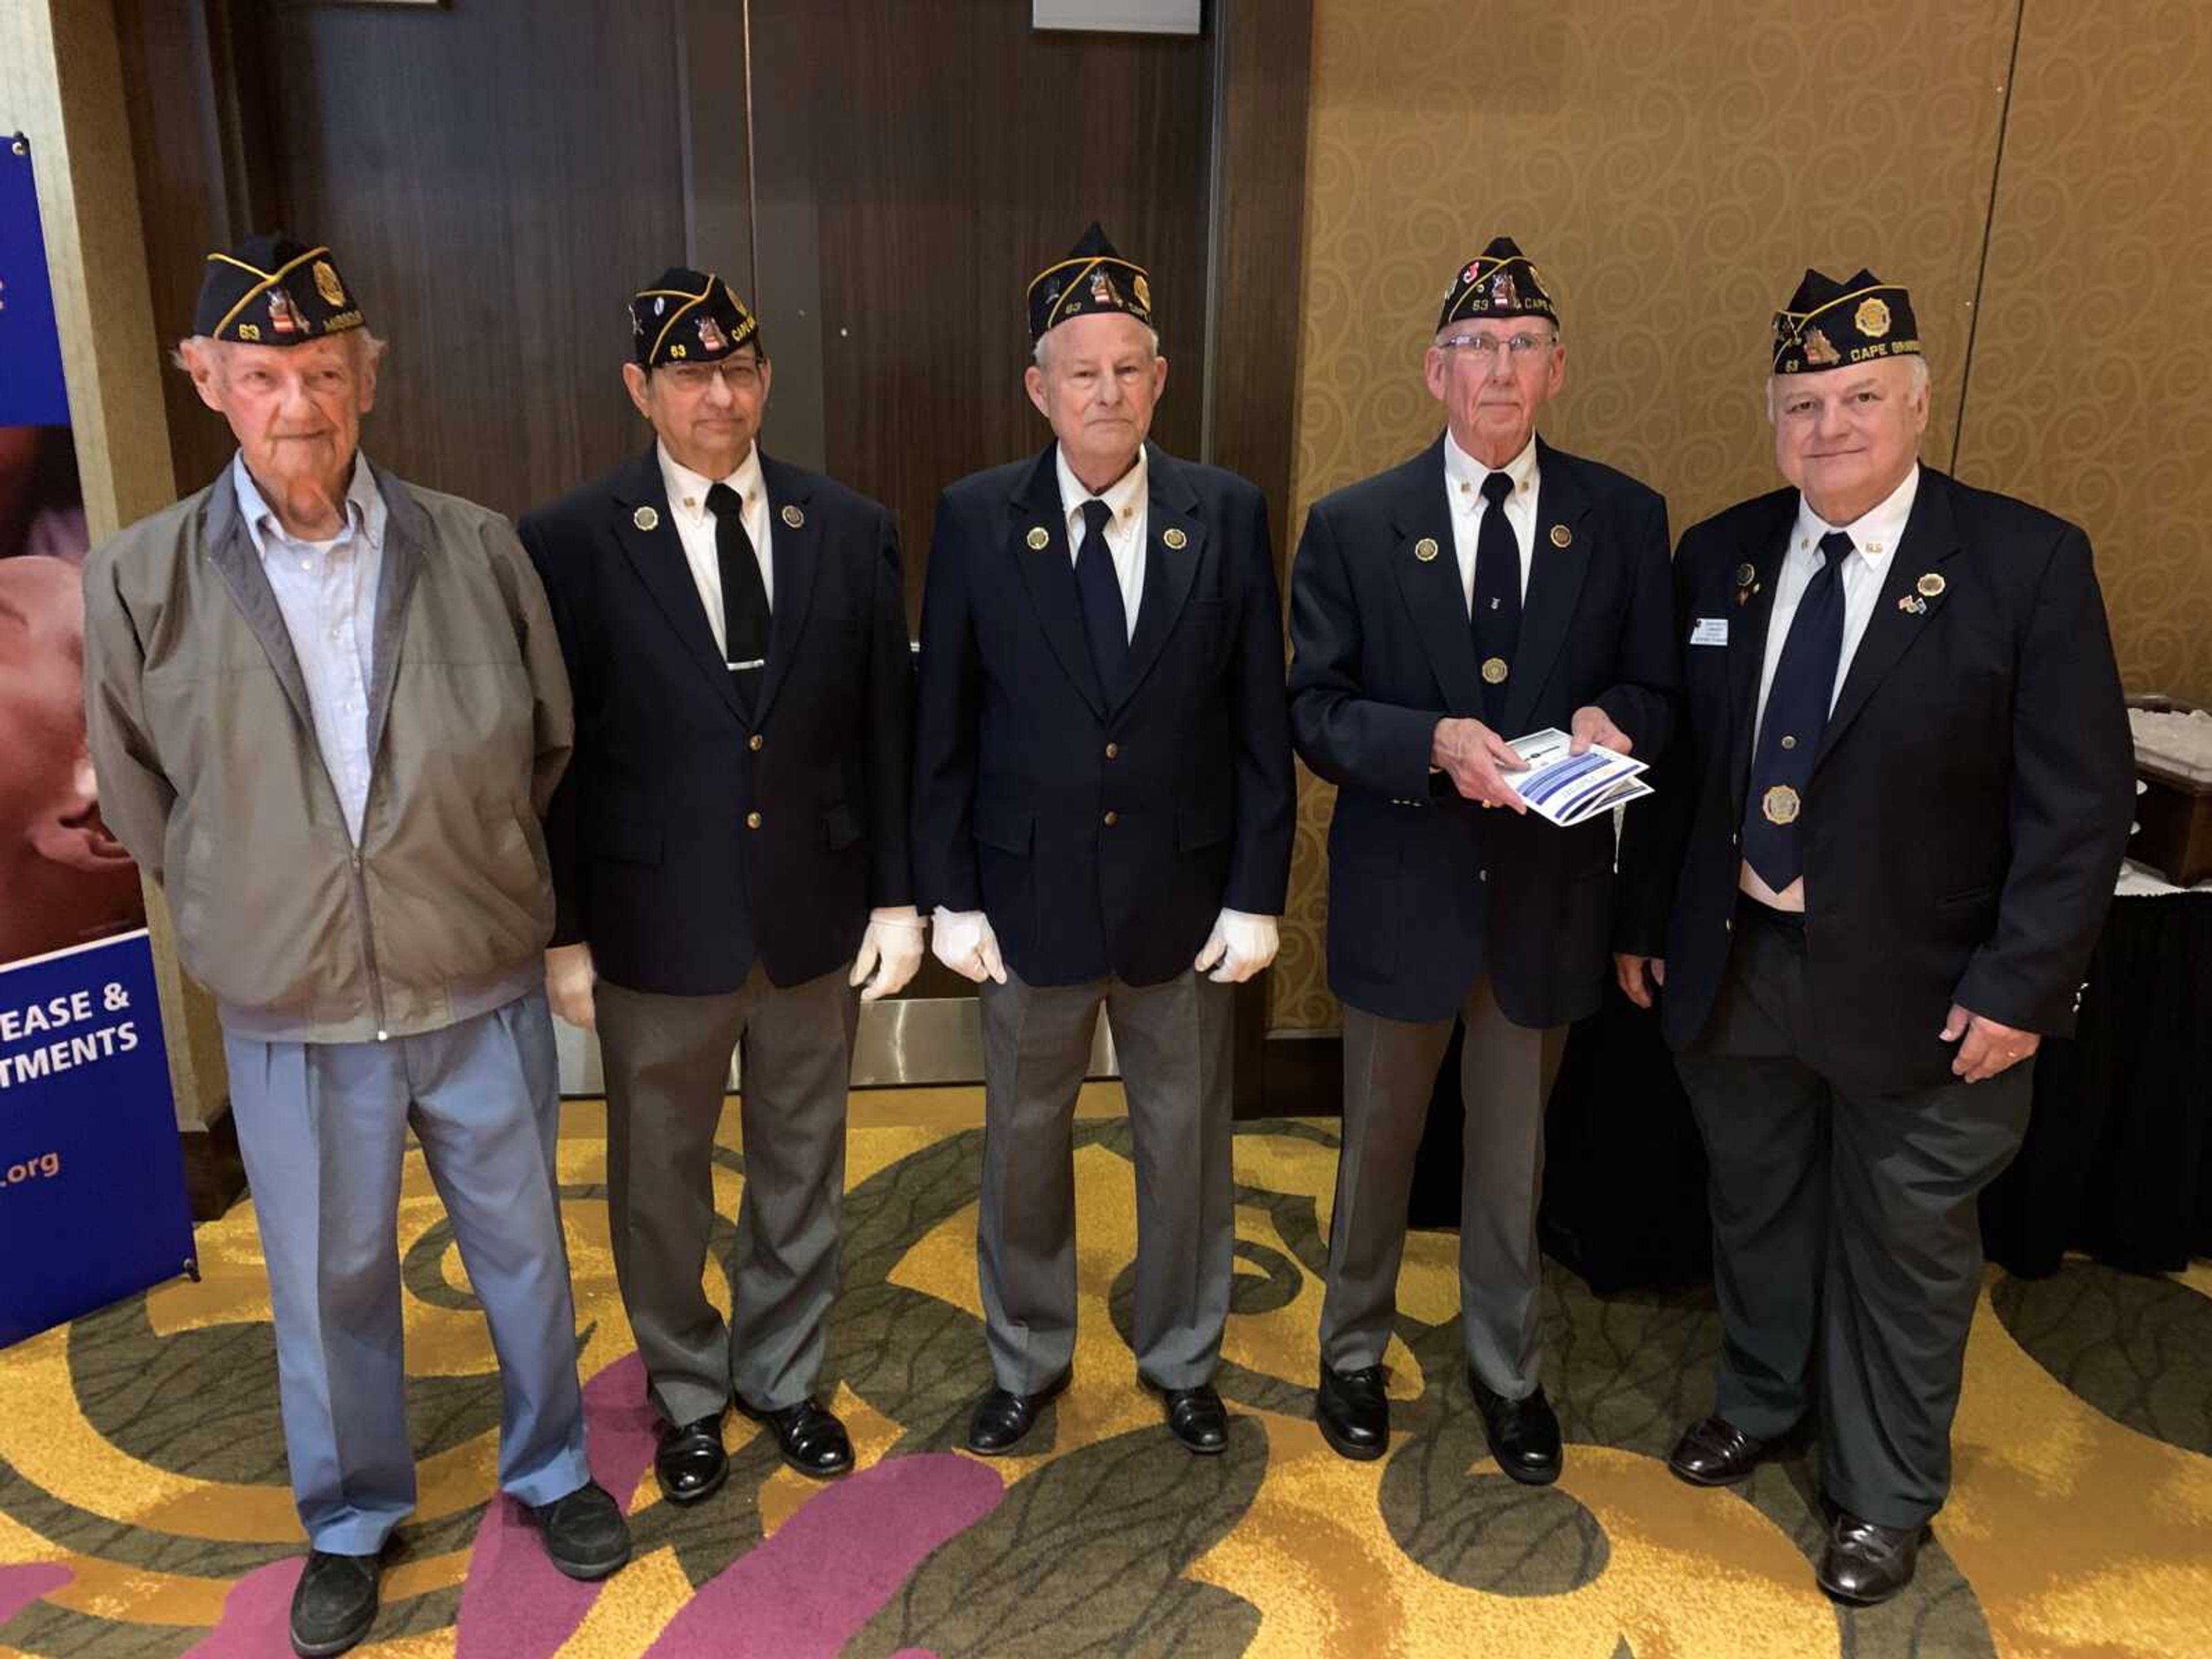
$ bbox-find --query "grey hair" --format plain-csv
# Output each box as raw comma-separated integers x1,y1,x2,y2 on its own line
172,328,389,374
1766,353,1930,422
1033,324,1161,370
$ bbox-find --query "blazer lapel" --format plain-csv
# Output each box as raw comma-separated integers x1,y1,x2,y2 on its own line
1499,438,1592,737
1007,445,1107,719
1119,444,1204,710
1725,494,1798,809
201,469,316,737
1390,436,1486,717
754,453,819,728
1815,470,1961,769
609,449,744,722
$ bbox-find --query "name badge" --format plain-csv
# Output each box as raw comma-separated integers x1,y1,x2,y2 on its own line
1690,617,1729,646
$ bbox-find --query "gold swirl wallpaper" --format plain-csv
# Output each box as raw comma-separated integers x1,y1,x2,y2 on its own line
1272,0,2207,1030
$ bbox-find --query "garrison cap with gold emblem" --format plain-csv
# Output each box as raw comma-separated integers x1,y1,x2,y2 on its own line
1771,267,1921,375
631,267,761,369
192,233,364,346
1436,235,1558,333
1027,222,1154,344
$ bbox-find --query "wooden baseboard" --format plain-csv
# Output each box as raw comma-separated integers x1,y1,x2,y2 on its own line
1251,1029,1342,1119
179,1113,245,1221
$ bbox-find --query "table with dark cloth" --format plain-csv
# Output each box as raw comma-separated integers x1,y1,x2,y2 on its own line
1407,889,2212,1289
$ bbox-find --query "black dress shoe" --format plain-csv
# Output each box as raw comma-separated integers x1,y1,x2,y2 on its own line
1315,1364,1389,1461
1468,1370,1562,1486
1816,1510,1926,1605
289,1550,379,1658
1667,1414,1767,1487
737,1394,854,1478
655,1412,729,1503
1155,1383,1229,1455
966,1370,1071,1456
523,1480,632,1581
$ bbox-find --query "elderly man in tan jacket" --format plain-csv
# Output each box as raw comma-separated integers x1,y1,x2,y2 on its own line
81,236,627,1659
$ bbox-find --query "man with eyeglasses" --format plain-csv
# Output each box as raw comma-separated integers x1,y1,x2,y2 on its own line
1287,237,1676,1479
1614,270,2132,1604
520,269,918,1503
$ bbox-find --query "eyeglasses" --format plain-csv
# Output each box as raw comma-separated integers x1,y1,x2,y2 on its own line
1438,332,1555,359
660,359,764,395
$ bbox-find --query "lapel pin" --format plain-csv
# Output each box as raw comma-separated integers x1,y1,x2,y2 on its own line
1025,525,1050,551
1414,536,1440,562
1163,527,1188,551
1916,572,1945,599
632,505,660,532
782,504,805,529
1550,524,1572,548
1898,594,1927,615
1735,562,1757,588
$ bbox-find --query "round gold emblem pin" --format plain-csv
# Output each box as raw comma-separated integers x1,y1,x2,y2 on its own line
1762,784,1801,825
1916,572,1945,599
782,504,805,529
312,259,347,307
1550,524,1571,548
1855,297,1892,339
1414,537,1440,562
632,506,660,532
1025,526,1050,551
1163,527,1188,550
1482,656,1510,685
1736,562,1757,588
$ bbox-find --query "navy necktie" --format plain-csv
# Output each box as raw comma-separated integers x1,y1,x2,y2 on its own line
1742,530,1852,889
1470,470,1520,722
1073,496,1129,698
706,482,771,714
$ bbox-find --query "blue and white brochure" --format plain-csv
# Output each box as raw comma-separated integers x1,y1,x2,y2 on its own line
1503,728,1654,827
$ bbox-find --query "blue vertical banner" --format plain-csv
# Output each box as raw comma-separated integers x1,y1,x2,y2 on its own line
1,133,195,1346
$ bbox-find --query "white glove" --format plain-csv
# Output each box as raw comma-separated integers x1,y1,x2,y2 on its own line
850,906,926,1001
1193,908,1279,984
545,942,597,1030
931,906,1007,985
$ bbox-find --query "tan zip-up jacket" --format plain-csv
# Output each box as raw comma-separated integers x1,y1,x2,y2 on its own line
81,458,573,1044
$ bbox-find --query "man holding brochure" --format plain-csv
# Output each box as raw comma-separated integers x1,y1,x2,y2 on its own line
1286,238,1676,1478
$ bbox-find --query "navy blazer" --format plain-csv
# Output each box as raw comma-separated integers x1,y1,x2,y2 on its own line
1616,467,2135,1095
1288,434,1676,1028
910,442,1294,987
521,447,912,995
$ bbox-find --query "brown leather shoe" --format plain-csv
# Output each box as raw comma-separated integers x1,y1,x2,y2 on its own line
1666,1414,1767,1487
1816,1509,1926,1605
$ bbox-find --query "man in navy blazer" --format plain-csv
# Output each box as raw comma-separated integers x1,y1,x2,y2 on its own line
1614,270,2132,1604
522,270,919,1505
911,224,1294,1456
1288,238,1676,1480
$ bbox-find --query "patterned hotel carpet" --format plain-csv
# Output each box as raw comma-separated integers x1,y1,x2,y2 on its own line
3,1104,2210,1659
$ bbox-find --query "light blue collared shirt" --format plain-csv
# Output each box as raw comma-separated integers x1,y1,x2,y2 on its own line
231,451,387,843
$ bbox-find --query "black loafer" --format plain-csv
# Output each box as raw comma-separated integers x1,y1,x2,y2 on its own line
522,1480,632,1581
1668,1414,1767,1487
1816,1510,1926,1605
966,1369,1071,1456
1155,1382,1229,1455
288,1550,379,1658
1468,1370,1562,1486
737,1394,854,1478
1315,1363,1389,1461
655,1411,729,1503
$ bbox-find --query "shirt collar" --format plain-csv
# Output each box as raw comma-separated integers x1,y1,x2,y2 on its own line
1055,442,1147,531
1793,463,1921,563
233,450,383,560
658,438,765,523
1444,429,1539,506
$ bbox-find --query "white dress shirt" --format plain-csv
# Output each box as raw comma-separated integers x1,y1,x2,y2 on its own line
233,452,385,844
1741,463,1921,909
658,439,773,657
1055,443,1147,641
1444,429,1540,614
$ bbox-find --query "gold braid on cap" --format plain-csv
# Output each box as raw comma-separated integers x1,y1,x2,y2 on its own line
206,244,333,339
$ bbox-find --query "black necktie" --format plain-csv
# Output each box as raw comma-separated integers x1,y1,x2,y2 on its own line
1073,496,1129,698
1470,469,1520,721
1741,529,1852,889
704,482,770,713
